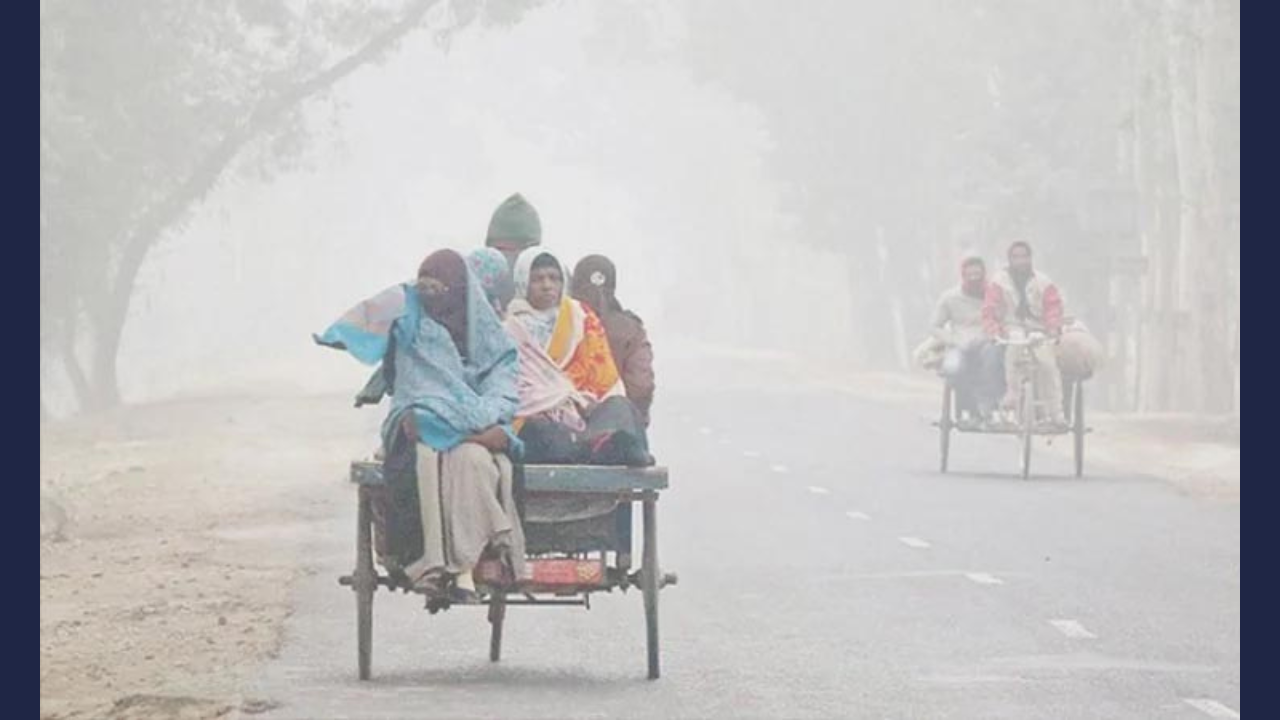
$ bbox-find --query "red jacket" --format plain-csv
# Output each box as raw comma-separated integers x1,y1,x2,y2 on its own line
982,269,1064,337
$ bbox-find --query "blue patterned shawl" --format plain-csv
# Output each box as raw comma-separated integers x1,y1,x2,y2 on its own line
314,256,522,455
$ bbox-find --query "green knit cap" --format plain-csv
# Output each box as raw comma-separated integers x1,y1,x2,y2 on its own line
485,193,542,249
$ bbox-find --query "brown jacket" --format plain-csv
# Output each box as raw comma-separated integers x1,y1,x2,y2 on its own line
599,308,655,426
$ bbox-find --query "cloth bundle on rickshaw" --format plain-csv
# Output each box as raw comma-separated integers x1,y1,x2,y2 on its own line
1056,319,1105,380
913,337,946,371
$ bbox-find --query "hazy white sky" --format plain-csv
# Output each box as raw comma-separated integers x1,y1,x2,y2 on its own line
103,0,852,407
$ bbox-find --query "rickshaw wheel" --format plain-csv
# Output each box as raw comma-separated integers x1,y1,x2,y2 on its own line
939,383,953,474
1019,380,1034,480
642,496,660,680
488,592,506,662
355,487,375,680
1073,382,1086,477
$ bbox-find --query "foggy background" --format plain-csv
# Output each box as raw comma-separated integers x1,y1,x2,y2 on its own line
39,4,1242,716
40,0,1240,419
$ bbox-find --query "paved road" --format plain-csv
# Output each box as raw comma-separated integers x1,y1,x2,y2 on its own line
249,360,1239,719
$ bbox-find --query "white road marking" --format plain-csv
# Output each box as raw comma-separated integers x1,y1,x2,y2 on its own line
1048,619,1097,639
817,569,1021,581
1182,699,1240,718
922,672,1030,685
898,536,931,549
770,464,790,474
698,427,712,435
807,486,830,495
965,572,1004,585
743,450,761,458
845,510,871,520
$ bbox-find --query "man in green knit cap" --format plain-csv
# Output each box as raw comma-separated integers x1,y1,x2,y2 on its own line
485,193,542,269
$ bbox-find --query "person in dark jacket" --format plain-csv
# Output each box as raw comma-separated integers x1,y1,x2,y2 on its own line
569,254,656,570
569,254,656,427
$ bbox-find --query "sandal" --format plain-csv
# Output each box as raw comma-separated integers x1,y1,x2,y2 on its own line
411,569,449,598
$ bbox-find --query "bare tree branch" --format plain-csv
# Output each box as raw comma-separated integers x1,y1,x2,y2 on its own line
108,0,444,315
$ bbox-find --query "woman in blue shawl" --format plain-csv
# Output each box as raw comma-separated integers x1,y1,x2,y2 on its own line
316,249,527,602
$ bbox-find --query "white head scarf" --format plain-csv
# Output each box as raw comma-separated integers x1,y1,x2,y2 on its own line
510,247,573,348
511,247,571,304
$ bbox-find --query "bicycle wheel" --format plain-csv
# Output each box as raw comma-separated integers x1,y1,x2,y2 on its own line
939,383,953,473
1073,382,1086,477
1019,378,1034,480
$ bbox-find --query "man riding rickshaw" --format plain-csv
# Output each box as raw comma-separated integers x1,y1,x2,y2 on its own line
982,241,1067,430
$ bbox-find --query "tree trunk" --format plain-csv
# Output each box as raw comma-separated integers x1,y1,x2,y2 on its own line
59,313,95,411
1164,2,1200,410
86,299,125,410
1189,0,1236,413
1132,9,1174,412
1165,0,1233,413
860,225,903,369
1130,0,1189,413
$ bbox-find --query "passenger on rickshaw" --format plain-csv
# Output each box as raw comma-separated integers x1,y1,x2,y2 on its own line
485,193,542,269
927,254,1004,428
982,241,1068,429
346,195,532,393
504,247,651,466
316,249,529,604
467,247,516,316
570,254,656,428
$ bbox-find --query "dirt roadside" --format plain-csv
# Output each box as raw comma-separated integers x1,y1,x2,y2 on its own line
40,393,378,720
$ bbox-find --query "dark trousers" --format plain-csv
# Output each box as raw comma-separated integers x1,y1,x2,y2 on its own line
946,341,1005,417
518,396,650,564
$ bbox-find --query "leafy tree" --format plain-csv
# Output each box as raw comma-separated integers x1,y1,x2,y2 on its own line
40,0,542,411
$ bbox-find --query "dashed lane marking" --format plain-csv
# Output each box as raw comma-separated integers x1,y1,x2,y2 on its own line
1182,699,1239,718
1048,619,1097,639
965,573,1004,585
